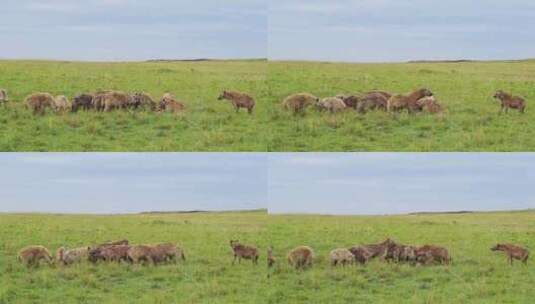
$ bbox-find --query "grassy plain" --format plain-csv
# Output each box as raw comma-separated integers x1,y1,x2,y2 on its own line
2,210,533,303
0,210,268,304
0,60,268,151
267,210,535,303
268,60,535,151
3,59,535,151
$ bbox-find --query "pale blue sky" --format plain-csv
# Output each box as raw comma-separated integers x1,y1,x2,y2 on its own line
0,153,267,214
268,153,535,215
2,1,534,62
2,153,533,215
269,0,535,62
0,0,267,61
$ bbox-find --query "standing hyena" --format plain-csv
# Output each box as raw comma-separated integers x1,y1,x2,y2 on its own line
267,246,276,268
54,95,70,112
315,97,347,113
282,93,319,114
71,94,94,112
0,89,8,104
230,240,259,265
25,92,55,115
491,243,529,265
493,90,526,113
56,247,90,265
387,88,433,113
329,248,354,266
287,246,314,270
159,93,186,113
18,246,53,267
131,92,157,110
414,245,450,265
218,90,256,114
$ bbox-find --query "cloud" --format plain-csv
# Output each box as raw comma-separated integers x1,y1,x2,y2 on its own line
4,1,534,61
0,0,267,60
0,153,267,214
269,0,535,62
268,153,535,215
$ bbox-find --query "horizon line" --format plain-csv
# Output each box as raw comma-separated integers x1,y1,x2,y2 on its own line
0,58,268,64
0,208,268,216
268,208,535,217
0,208,533,217
268,57,535,65
0,57,534,64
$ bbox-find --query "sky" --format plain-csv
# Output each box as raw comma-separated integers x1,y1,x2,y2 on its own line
2,153,534,215
268,153,535,215
0,0,267,61
269,0,535,62
2,1,534,62
0,153,267,214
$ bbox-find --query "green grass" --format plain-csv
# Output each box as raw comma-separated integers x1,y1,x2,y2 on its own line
0,60,268,151
3,59,535,151
268,60,535,151
267,210,535,303
2,210,535,303
0,211,268,304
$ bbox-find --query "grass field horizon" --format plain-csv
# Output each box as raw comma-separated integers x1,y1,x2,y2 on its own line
270,58,535,64
268,208,535,216
268,59,535,151
0,59,268,152
267,210,535,303
2,209,535,303
0,208,268,216
0,210,269,303
2,58,535,151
